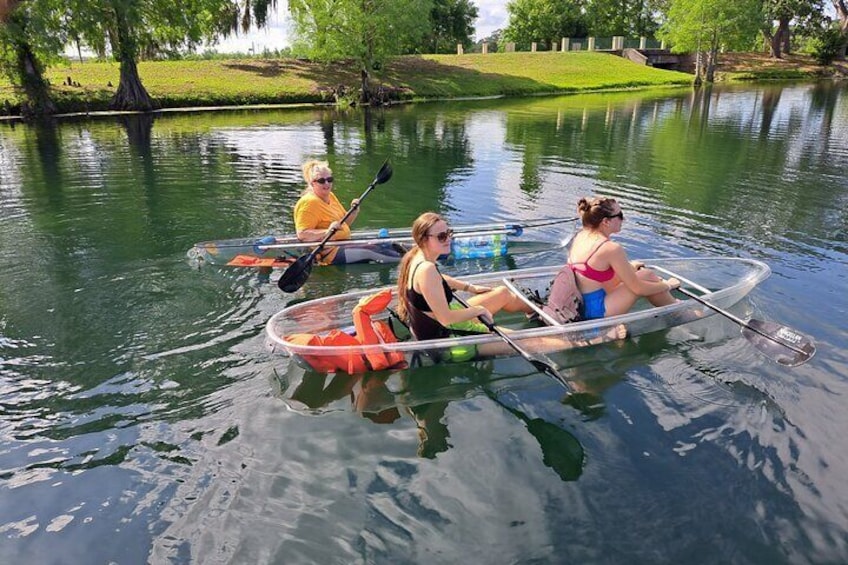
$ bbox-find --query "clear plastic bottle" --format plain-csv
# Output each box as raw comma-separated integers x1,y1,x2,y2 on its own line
451,234,509,259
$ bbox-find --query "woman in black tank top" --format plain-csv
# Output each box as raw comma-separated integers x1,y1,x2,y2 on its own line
396,212,534,344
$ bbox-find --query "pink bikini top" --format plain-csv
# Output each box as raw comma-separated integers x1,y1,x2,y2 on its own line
569,240,616,283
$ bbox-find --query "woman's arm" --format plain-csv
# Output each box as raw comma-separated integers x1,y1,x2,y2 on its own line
442,274,491,295
344,198,360,226
607,244,678,296
418,264,492,326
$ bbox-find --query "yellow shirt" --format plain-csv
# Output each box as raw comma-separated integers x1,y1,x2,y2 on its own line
293,191,352,264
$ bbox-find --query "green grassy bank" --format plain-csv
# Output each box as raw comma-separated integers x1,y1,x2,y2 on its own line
0,51,694,115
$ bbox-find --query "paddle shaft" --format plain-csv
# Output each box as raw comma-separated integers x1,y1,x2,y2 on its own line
255,217,579,252
502,278,560,326
649,264,810,357
452,295,571,391
257,227,521,252
673,286,809,356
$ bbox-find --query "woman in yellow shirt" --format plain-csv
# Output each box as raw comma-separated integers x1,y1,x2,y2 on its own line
294,160,403,265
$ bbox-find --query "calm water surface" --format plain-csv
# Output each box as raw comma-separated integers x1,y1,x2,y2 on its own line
1,83,847,564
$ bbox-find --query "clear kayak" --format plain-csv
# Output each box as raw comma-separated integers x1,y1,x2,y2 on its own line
187,218,576,268
265,257,771,373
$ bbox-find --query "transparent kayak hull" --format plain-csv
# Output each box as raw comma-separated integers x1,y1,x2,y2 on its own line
265,257,771,370
187,219,572,267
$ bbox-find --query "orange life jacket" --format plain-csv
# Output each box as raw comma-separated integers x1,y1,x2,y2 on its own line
352,289,407,371
284,289,406,374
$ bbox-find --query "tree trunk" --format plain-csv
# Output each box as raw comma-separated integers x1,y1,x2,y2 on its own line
834,0,848,58
109,1,154,111
360,68,370,105
0,0,21,22
777,17,790,57
7,12,56,118
693,50,703,87
705,34,718,83
16,41,56,117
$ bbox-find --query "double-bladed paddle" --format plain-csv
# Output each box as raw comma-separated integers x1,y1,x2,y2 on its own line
649,265,816,367
452,294,572,392
278,159,394,293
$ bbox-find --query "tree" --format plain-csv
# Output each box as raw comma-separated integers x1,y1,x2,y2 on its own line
760,0,825,58
833,0,848,57
659,0,761,83
584,0,664,37
67,0,242,111
503,0,588,51
427,0,478,54
215,0,277,45
288,0,432,104
0,0,63,117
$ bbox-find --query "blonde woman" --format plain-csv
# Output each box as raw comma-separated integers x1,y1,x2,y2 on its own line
294,159,402,265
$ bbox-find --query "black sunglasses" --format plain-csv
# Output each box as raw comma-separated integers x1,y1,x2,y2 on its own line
427,229,454,243
607,211,624,220
313,176,334,185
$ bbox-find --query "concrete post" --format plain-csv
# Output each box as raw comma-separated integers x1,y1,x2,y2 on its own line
588,37,595,51
661,40,666,50
562,38,570,52
531,42,537,52
613,36,623,50
457,43,463,55
639,36,646,49
482,42,488,54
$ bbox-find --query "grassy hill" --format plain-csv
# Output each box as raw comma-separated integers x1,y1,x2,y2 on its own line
0,51,694,115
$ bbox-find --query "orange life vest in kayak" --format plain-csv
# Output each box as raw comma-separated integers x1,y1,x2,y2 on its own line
284,289,406,374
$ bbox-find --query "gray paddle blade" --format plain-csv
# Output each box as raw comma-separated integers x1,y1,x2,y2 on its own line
741,319,816,367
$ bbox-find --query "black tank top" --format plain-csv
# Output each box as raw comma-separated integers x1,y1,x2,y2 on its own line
404,261,453,340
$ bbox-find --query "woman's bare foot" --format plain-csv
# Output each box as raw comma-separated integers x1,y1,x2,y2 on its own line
584,323,627,345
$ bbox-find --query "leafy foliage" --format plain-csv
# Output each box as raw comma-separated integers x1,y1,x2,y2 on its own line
426,0,478,54
805,25,846,63
287,0,432,102
659,0,761,53
503,0,589,51
584,0,664,37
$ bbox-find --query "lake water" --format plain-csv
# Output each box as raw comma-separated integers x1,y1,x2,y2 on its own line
1,83,847,564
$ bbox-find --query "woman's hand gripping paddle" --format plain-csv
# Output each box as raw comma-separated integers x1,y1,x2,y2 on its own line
278,159,394,293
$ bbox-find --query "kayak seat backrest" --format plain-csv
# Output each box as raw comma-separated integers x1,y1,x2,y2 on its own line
542,265,584,324
284,289,406,375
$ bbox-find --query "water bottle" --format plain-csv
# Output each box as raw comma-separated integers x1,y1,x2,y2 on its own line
451,234,509,259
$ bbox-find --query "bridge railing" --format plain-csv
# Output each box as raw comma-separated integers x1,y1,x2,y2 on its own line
467,36,667,55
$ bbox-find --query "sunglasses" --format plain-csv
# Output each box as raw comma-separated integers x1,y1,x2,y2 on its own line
427,229,454,243
313,176,334,185
607,211,624,220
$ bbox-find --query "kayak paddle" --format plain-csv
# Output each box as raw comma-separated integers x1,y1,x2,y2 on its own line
648,265,816,367
278,159,393,293
453,295,572,392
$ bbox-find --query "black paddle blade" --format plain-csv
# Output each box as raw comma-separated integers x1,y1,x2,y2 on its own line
375,160,393,184
741,319,816,367
277,255,313,293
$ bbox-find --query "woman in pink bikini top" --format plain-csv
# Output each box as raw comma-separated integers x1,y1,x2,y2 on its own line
567,196,680,320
